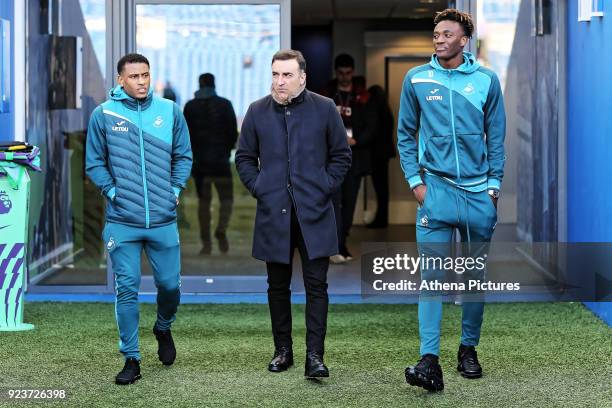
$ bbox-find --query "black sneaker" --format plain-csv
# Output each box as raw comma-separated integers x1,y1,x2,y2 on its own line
405,354,444,392
115,358,141,385
153,327,176,366
457,344,482,378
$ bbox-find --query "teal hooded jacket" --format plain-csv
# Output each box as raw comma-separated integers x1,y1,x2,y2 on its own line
86,86,192,228
397,52,505,192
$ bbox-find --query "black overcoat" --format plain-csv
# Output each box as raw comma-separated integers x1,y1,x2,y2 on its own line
235,90,352,263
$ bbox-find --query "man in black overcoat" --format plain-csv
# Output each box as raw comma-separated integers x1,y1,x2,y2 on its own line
235,49,351,378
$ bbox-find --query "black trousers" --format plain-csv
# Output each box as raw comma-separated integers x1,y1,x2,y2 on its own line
266,207,330,354
370,158,390,224
193,175,233,245
334,171,362,249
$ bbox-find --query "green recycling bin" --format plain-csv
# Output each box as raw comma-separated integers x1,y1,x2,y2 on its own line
0,143,41,331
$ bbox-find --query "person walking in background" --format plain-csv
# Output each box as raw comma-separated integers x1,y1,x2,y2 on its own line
236,50,351,378
184,73,238,255
366,85,395,229
398,9,505,392
86,53,192,385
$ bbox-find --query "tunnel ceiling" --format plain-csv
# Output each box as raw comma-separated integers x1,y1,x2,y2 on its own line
292,0,447,24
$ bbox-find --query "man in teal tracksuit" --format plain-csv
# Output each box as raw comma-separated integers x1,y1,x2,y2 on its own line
86,53,192,385
398,9,505,391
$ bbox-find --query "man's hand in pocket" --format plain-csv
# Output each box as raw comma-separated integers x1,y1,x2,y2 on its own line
413,184,427,205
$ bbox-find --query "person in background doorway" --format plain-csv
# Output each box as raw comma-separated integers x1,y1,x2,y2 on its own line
366,85,396,228
184,73,238,255
322,54,378,263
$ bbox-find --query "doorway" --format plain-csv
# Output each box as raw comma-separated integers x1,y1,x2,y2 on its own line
124,0,290,293
384,55,430,225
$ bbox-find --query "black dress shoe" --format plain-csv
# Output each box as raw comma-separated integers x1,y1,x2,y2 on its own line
268,347,293,372
153,327,176,366
405,354,444,392
304,351,329,378
115,358,142,385
457,344,482,378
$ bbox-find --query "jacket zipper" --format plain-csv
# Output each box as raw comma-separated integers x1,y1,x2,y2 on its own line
137,101,150,228
449,71,461,181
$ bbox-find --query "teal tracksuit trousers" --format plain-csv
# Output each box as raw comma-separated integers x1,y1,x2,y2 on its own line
416,173,497,357
103,222,181,361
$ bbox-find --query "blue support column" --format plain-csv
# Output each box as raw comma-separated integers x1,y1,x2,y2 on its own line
567,1,612,326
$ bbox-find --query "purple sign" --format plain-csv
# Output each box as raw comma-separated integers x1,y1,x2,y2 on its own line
0,190,11,214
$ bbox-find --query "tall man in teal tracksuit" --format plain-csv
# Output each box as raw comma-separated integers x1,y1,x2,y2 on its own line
86,53,192,385
398,9,505,392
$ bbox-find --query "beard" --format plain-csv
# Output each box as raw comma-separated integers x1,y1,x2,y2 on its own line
270,82,306,105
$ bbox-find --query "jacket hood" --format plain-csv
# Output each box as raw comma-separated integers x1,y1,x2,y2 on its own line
108,85,154,110
429,52,480,74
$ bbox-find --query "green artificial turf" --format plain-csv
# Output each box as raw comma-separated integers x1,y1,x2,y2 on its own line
0,302,610,407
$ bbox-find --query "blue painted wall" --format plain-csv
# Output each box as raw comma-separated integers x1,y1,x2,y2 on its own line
0,0,13,140
567,2,612,325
